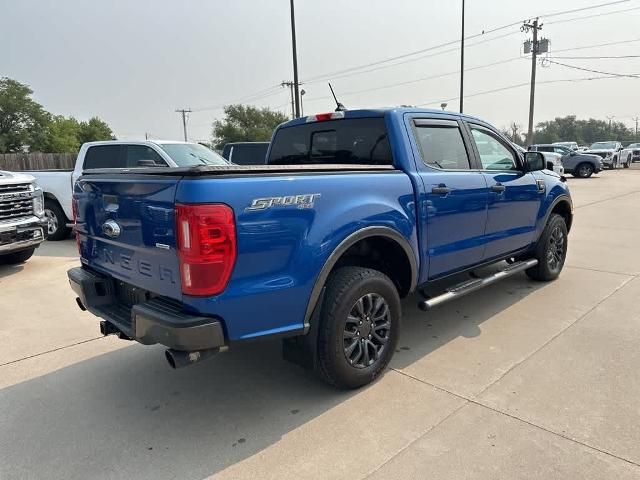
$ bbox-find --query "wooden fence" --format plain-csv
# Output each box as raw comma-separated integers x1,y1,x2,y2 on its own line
0,153,76,171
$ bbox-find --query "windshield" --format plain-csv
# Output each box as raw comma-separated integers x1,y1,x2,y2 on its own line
629,143,640,148
159,143,228,167
590,142,617,150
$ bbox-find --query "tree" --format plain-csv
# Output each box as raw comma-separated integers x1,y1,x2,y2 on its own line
503,122,524,145
534,116,633,145
42,116,81,153
78,117,113,144
0,77,50,153
212,104,288,149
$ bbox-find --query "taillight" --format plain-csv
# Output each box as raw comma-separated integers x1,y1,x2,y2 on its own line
71,198,80,253
176,204,236,296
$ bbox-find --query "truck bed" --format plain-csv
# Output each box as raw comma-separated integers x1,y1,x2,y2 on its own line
81,163,397,177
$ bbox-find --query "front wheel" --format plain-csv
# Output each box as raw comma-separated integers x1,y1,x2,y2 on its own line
0,248,35,265
317,267,400,389
573,163,593,178
526,214,568,282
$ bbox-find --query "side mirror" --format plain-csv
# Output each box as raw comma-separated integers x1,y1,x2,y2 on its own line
617,146,623,151
523,151,545,172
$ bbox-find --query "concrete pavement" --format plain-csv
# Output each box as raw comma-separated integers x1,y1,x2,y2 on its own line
1,167,639,479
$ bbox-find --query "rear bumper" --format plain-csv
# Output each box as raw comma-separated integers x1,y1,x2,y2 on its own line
68,267,225,351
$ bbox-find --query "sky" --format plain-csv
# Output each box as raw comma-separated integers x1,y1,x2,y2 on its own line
2,0,639,142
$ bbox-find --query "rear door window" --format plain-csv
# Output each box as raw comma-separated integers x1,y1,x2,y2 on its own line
413,122,471,170
83,145,124,169
268,118,392,165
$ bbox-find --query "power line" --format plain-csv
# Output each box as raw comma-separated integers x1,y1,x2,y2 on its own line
301,0,633,84
545,59,640,78
303,31,520,84
538,0,631,18
188,1,637,114
416,74,638,106
551,55,640,59
191,84,283,112
304,57,520,102
553,37,640,53
546,5,640,25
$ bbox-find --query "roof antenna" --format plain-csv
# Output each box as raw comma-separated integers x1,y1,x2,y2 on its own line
328,83,346,112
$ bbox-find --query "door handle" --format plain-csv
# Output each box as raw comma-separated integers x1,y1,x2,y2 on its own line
490,183,506,193
431,184,452,195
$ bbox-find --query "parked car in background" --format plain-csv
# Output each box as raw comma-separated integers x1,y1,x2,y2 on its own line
529,144,603,178
28,140,228,240
221,142,270,165
627,143,640,162
514,144,564,175
0,170,47,264
584,141,632,170
553,141,579,151
69,107,573,389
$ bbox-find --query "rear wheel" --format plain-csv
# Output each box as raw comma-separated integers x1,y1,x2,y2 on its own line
0,248,35,265
573,163,593,178
44,200,71,241
526,214,568,282
317,267,400,389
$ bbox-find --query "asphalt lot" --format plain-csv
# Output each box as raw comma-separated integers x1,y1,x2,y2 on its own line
1,167,640,479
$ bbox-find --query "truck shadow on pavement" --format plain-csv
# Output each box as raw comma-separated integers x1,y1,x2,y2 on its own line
0,269,543,479
0,263,24,279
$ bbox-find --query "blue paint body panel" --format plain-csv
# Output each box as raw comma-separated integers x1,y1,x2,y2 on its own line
74,108,572,343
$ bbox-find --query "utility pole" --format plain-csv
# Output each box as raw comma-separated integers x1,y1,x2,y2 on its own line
633,116,639,138
289,0,301,118
175,108,191,141
459,0,465,113
607,115,615,133
281,81,295,119
523,18,542,145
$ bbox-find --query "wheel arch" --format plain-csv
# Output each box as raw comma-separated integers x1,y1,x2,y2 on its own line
547,195,573,232
303,226,418,330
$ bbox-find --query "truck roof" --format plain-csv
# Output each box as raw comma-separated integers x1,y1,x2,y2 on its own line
278,107,488,128
81,140,197,147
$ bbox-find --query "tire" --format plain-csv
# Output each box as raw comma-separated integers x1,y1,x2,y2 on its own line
573,163,593,178
317,267,400,389
44,200,71,241
0,248,35,265
526,214,568,282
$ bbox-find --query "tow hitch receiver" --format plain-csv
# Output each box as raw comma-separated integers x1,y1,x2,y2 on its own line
419,259,538,311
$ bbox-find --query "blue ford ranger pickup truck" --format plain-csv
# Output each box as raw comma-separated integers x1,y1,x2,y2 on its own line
68,108,572,389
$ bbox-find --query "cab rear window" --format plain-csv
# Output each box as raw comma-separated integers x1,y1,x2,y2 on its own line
268,118,392,165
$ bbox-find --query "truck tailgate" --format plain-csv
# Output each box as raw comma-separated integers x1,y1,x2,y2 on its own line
75,175,182,300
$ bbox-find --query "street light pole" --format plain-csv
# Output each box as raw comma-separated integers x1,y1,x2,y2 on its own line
289,0,301,118
459,0,465,113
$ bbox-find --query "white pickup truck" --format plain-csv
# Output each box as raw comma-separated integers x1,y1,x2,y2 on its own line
28,140,228,240
0,170,47,264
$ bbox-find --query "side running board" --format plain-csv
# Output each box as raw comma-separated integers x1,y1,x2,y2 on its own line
418,259,538,311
